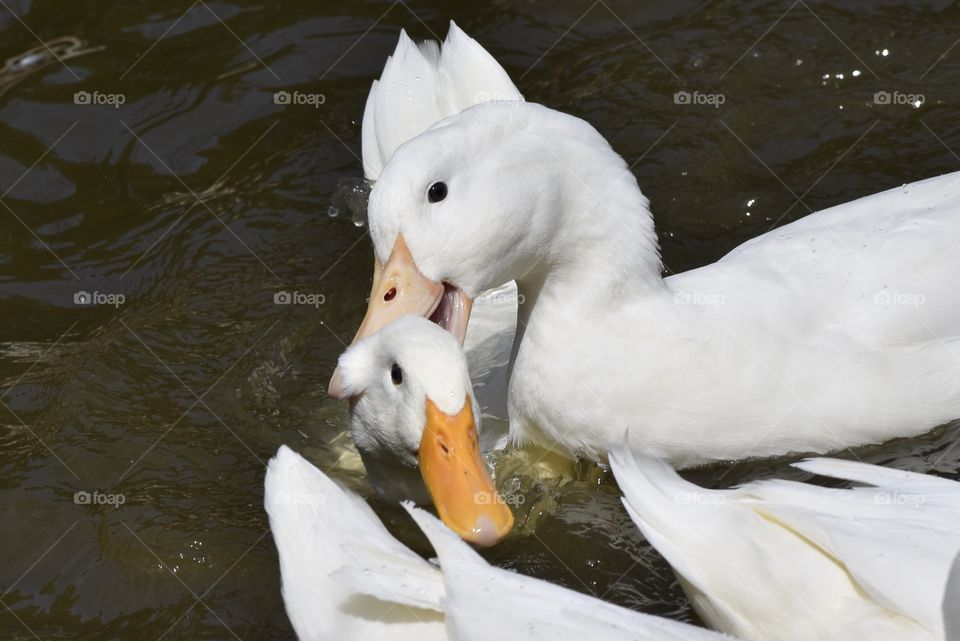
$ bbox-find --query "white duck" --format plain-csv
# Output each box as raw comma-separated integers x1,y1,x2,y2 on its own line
264,443,738,641
335,315,513,545
610,448,960,641
329,24,960,475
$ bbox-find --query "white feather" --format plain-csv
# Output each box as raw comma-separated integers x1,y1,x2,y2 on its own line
266,446,740,641
264,445,445,641
361,21,522,180
610,448,960,641
404,501,737,641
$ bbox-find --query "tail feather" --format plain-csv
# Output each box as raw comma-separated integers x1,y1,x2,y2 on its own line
794,457,960,498
609,448,736,584
403,503,733,641
264,446,443,640
361,21,521,179
613,449,960,639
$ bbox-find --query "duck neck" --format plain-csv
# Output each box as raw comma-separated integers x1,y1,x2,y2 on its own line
510,168,666,367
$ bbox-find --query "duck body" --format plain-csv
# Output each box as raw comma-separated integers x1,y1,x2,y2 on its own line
510,166,960,466
611,451,960,641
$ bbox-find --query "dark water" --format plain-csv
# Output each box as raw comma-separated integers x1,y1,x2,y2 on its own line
1,1,958,638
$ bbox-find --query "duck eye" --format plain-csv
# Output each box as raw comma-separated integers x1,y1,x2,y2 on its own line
390,362,403,385
427,181,447,203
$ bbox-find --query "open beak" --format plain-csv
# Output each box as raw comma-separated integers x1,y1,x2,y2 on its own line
418,396,514,546
328,234,473,398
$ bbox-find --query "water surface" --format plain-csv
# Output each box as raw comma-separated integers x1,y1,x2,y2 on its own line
1,1,958,638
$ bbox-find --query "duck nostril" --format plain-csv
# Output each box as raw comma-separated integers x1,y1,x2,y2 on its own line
383,287,397,301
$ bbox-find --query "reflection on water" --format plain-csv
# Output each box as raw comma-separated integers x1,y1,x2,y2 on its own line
0,0,958,638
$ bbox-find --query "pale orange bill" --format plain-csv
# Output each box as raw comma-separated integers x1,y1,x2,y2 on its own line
328,234,444,398
418,396,514,547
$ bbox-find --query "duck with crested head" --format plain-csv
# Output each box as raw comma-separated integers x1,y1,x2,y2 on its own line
328,23,960,488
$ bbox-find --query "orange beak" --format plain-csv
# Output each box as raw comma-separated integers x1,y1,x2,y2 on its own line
328,234,473,398
418,396,514,546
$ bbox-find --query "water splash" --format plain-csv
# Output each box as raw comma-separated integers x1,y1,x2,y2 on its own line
327,177,372,227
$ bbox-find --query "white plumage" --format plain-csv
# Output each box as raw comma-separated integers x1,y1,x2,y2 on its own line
361,21,522,181
264,445,444,641
265,445,737,641
610,449,960,641
360,22,522,399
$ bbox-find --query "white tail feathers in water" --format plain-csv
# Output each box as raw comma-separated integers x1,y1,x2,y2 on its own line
610,448,960,641
265,445,735,641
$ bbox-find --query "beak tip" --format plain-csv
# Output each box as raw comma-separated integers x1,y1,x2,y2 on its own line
469,512,513,548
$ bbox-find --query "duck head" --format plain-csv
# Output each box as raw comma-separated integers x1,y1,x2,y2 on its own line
336,315,514,546
328,101,660,396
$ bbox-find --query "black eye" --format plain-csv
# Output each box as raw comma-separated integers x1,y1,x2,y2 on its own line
427,181,447,203
390,362,403,385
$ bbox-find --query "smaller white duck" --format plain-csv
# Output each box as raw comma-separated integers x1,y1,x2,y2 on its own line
611,450,960,641
264,444,738,641
335,315,513,545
